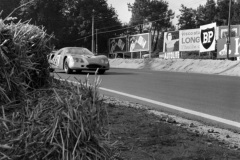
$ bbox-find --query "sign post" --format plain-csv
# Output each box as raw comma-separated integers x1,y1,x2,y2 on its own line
227,0,232,60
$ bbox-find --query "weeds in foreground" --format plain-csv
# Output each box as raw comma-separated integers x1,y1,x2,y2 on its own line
0,76,116,160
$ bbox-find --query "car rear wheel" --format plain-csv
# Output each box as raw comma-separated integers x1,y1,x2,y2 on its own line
64,59,72,74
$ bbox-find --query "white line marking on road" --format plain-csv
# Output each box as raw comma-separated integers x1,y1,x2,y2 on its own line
99,87,240,128
55,77,240,128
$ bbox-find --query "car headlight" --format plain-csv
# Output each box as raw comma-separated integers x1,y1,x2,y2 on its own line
73,57,84,63
101,59,109,64
104,59,109,64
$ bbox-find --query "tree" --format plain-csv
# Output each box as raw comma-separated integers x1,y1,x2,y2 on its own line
195,5,205,27
128,0,174,53
128,0,174,33
62,0,122,52
204,0,216,24
215,0,235,26
195,0,216,27
177,4,197,30
18,0,121,52
231,1,240,25
19,0,67,47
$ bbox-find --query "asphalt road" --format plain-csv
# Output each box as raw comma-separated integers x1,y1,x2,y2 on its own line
52,68,240,127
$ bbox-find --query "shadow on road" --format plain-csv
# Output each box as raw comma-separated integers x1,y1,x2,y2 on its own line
52,71,136,76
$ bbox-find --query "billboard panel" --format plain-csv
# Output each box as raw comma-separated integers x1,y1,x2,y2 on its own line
109,36,127,54
179,29,200,51
200,23,216,52
217,37,240,58
164,51,180,59
163,31,179,52
218,25,240,39
129,33,151,52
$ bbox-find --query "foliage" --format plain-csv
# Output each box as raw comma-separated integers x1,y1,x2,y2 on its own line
195,5,205,28
215,0,231,26
178,0,240,29
177,4,197,30
0,77,115,159
0,19,53,104
18,0,121,53
0,18,116,160
64,0,122,53
20,0,72,48
231,1,240,25
128,0,174,54
205,0,216,23
128,0,174,33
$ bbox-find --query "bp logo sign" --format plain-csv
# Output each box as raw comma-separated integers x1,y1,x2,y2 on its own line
200,23,216,52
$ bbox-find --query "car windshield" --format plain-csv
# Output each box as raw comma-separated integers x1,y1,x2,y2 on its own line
67,48,94,56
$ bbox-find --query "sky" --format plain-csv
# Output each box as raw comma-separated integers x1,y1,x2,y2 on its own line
106,0,209,25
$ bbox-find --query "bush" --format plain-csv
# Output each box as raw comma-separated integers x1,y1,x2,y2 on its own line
0,19,53,104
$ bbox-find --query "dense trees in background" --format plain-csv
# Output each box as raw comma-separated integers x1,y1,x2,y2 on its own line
128,0,174,33
177,0,240,30
0,0,121,52
128,0,175,53
231,1,240,25
177,4,196,30
0,0,240,53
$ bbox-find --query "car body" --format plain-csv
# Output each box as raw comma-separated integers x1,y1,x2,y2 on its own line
48,47,110,74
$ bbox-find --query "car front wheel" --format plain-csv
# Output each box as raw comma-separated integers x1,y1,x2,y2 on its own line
76,70,82,74
98,69,106,74
64,59,72,74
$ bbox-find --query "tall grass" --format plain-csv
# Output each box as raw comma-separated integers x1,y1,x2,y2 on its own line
0,77,113,159
0,19,52,105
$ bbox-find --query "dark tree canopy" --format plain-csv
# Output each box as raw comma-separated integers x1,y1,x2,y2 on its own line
17,0,121,52
177,4,196,30
2,0,240,54
127,0,174,53
128,0,174,33
178,0,240,29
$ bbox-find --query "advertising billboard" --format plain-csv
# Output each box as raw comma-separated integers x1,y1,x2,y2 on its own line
163,31,179,52
109,36,127,54
217,37,240,58
200,23,216,52
128,33,151,52
179,29,200,51
218,25,240,39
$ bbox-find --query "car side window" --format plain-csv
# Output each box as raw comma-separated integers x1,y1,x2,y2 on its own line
58,50,63,55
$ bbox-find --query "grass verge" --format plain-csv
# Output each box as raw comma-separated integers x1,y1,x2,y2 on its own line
106,102,240,160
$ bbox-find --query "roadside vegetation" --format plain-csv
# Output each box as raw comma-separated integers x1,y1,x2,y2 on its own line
105,101,240,159
1,0,240,159
0,20,115,160
1,0,240,57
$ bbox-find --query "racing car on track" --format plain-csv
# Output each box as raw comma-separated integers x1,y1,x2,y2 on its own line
48,47,109,74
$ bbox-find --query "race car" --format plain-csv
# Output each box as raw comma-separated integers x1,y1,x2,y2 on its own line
48,47,109,74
